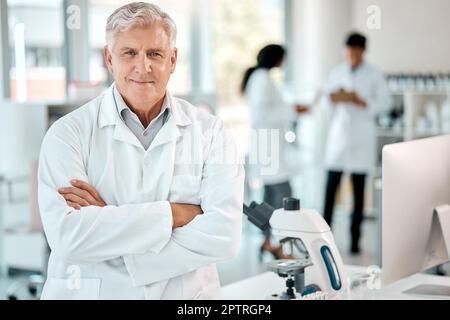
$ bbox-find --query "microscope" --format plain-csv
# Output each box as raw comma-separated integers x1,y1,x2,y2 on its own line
243,197,347,300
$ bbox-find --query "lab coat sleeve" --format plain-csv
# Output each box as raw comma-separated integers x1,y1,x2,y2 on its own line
248,71,296,126
366,71,392,118
38,119,173,263
123,119,245,286
320,69,340,111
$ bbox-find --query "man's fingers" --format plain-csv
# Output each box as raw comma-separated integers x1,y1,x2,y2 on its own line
194,205,203,214
59,186,97,204
184,204,203,215
170,203,205,229
62,193,90,207
66,200,81,210
70,180,102,201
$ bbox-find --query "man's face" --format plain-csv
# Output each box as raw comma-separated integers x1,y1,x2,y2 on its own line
104,23,177,108
344,46,365,68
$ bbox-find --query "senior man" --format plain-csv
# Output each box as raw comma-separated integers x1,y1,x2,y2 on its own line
38,2,244,299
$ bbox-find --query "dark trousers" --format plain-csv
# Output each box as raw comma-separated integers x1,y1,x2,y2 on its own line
323,171,366,246
263,181,292,239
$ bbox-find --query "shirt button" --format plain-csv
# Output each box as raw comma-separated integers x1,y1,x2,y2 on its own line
143,131,149,136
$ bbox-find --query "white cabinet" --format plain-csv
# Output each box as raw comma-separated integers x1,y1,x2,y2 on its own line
403,91,450,141
371,89,448,220
0,101,80,274
376,90,450,167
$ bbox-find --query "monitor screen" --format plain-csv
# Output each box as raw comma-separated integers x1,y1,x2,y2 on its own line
382,134,450,286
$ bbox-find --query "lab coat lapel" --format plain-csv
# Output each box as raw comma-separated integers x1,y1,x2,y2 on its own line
148,117,180,151
113,121,144,150
145,94,191,200
147,92,191,153
99,87,192,199
98,84,145,150
146,114,180,200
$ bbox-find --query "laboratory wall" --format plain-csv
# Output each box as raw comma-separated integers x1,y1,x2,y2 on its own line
353,0,450,73
288,0,353,97
290,0,450,93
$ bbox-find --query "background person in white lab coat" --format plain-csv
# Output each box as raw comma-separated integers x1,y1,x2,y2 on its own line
322,32,390,254
37,2,244,299
241,44,308,260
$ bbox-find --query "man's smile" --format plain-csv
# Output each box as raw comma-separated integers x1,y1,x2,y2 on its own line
129,79,155,85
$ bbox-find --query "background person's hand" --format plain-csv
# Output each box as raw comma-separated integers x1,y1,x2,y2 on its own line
170,203,203,229
330,89,367,108
295,104,310,114
58,180,106,209
330,89,353,104
350,92,368,108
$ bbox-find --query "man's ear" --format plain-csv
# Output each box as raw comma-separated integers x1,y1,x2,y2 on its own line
103,46,114,74
170,48,178,74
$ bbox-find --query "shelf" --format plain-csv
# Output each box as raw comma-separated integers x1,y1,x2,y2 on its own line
376,127,450,140
390,90,450,96
411,131,449,139
376,128,403,138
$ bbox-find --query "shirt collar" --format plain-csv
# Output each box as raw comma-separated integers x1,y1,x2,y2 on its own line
349,61,366,73
98,83,192,129
113,84,170,125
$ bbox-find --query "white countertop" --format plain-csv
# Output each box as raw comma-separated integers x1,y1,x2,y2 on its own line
220,265,450,300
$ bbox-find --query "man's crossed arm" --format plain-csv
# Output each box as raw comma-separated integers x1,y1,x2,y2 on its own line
58,179,202,229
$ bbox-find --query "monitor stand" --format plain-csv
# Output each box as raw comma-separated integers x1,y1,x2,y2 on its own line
403,284,450,298
402,205,450,298
435,204,450,258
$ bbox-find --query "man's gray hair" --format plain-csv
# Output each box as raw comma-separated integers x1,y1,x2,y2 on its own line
105,2,177,50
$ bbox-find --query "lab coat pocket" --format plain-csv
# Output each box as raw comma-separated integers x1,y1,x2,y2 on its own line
181,266,220,300
181,270,203,300
169,174,202,204
40,278,101,300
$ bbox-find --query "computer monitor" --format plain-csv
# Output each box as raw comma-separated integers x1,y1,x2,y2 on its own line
382,134,450,289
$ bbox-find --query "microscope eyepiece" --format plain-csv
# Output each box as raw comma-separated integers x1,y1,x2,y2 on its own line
283,197,300,211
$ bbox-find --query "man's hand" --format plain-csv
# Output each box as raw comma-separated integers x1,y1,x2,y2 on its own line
170,203,203,229
58,180,106,210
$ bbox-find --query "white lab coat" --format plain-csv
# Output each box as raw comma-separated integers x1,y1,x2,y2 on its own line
323,62,391,173
245,68,297,184
38,84,244,300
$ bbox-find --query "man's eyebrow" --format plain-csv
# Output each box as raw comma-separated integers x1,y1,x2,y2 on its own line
119,47,136,52
119,47,166,52
147,48,165,52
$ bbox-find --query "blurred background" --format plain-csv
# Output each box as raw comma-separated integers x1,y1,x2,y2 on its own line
1,0,450,299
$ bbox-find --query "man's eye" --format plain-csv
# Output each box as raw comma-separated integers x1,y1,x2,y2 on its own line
149,52,162,57
125,51,136,56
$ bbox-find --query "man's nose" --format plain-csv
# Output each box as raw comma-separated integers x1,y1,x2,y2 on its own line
135,53,151,73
